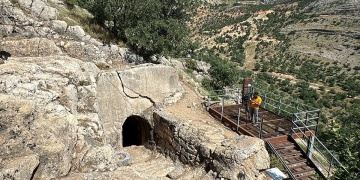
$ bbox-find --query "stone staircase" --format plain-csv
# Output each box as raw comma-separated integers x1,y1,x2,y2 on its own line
123,146,212,179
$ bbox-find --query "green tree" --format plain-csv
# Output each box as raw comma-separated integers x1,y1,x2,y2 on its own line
126,19,189,59
322,100,360,179
71,0,194,60
208,60,240,90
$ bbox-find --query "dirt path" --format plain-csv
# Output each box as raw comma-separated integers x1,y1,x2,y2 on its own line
164,82,238,139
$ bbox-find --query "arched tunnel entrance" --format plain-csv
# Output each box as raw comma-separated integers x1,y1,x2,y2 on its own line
122,115,151,147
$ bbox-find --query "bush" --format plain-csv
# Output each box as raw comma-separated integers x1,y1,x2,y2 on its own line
185,59,198,71
208,59,240,90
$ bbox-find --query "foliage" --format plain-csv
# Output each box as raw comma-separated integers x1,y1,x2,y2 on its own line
64,0,195,60
320,100,360,179
208,59,240,89
185,59,198,71
193,49,243,90
201,13,251,32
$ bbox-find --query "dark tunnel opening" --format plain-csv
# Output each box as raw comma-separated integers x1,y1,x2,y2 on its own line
122,115,151,147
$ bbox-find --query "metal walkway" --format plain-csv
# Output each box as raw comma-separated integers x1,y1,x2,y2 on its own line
208,104,319,179
206,83,348,179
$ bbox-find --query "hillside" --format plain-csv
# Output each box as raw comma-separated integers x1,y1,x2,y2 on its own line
1,0,359,179
0,0,272,179
189,0,360,178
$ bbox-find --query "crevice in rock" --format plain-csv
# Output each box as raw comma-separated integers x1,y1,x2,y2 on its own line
117,73,156,107
30,162,39,180
38,7,45,20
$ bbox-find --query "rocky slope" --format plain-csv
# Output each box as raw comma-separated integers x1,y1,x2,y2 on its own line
0,0,270,179
284,0,360,66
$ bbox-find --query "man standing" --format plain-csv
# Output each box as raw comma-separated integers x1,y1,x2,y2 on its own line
250,92,262,126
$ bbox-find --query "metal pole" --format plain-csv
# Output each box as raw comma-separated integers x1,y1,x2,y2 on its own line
304,112,308,136
221,96,224,120
306,135,314,159
315,110,320,134
329,154,334,177
278,97,282,114
263,93,267,108
207,96,210,111
237,88,240,104
291,114,295,135
237,107,241,132
259,117,264,139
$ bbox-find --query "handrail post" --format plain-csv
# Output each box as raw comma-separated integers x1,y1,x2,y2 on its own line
263,93,267,109
291,114,295,135
329,155,334,177
315,110,320,134
306,135,314,160
305,112,309,126
277,97,282,115
207,96,210,111
259,117,264,139
237,88,240,104
221,96,224,120
304,112,309,135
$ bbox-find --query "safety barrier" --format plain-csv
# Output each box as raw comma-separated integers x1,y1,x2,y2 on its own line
290,113,348,178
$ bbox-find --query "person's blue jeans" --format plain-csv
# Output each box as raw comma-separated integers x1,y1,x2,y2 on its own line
250,107,259,123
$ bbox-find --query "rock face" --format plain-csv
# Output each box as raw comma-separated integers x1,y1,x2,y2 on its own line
154,111,270,180
0,0,270,179
97,64,183,147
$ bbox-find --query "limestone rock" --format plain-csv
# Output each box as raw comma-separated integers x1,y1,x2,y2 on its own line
0,38,62,57
0,154,40,180
96,65,183,147
52,20,68,34
66,26,86,40
30,112,77,179
0,95,36,158
78,145,117,172
0,1,273,179
31,0,59,20
61,41,128,64
211,136,270,179
153,109,270,180
118,64,183,104
170,58,185,70
18,0,32,10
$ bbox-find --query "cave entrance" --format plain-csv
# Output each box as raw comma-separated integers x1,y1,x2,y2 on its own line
122,115,151,147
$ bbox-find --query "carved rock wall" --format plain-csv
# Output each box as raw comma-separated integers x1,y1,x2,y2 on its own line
96,64,184,147
153,111,270,180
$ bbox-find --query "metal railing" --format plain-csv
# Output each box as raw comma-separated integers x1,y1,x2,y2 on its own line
267,140,297,180
254,88,320,118
205,85,348,178
290,113,349,178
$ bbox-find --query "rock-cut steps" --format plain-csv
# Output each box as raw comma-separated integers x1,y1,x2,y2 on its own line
123,146,212,180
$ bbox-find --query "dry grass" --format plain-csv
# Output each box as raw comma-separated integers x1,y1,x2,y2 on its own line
270,153,287,173
51,3,123,45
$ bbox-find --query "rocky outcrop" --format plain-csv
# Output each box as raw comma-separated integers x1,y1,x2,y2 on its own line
280,0,360,65
305,0,360,15
154,111,270,179
96,64,183,147
0,0,271,179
